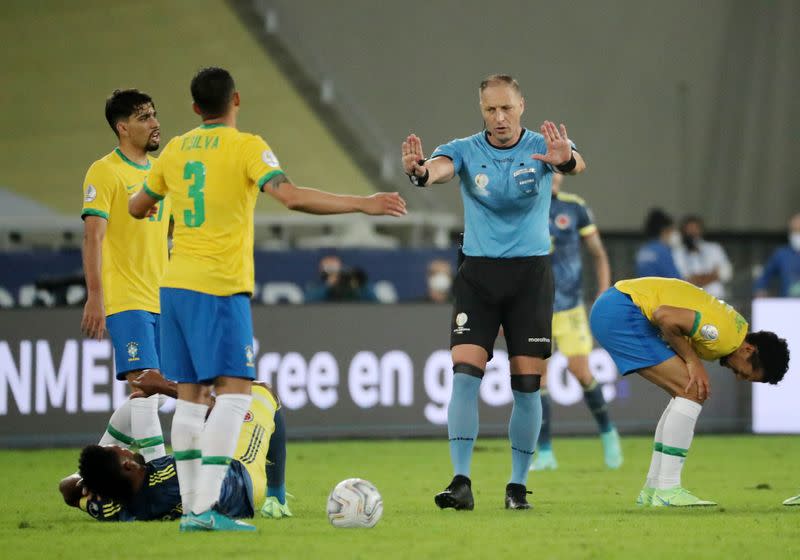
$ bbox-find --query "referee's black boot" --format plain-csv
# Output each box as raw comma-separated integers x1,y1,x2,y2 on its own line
434,475,474,511
505,483,532,510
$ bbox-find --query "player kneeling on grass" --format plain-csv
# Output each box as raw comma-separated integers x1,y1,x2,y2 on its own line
59,374,290,522
590,277,789,507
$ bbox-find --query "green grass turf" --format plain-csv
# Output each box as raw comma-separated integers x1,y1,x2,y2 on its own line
3,436,799,559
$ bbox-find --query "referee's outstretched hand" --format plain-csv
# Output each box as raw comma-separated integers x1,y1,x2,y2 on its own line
531,121,573,166
402,134,427,177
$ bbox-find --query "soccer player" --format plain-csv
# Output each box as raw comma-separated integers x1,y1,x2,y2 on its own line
59,380,288,522
590,277,790,506
129,67,406,531
532,173,621,471
402,74,586,510
80,89,170,464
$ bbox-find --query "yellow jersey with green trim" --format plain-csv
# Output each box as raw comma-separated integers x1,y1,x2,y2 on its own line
144,124,283,296
615,277,748,361
81,148,171,316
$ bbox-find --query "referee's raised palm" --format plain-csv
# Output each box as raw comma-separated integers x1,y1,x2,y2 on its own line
402,134,427,177
531,121,573,166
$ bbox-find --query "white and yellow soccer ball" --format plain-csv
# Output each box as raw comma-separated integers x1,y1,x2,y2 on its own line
326,478,383,528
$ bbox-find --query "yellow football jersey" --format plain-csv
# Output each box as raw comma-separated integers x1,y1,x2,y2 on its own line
81,148,171,316
615,277,748,361
144,124,283,296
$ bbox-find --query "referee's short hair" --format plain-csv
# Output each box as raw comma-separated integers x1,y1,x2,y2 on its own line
479,74,522,95
191,67,235,119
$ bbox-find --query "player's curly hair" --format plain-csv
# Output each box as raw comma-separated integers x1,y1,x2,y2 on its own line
191,67,235,119
105,89,154,137
747,331,790,385
78,445,134,502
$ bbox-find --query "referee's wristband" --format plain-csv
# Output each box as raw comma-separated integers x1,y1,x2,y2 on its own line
407,159,429,187
556,153,577,173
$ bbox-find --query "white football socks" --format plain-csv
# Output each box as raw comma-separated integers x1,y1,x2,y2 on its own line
172,399,209,515
99,399,134,447
130,394,166,462
655,397,703,489
645,399,673,488
192,393,252,515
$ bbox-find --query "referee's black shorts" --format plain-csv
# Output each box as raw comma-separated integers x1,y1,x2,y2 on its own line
450,255,553,361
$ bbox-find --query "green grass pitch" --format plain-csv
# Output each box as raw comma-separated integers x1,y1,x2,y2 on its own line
3,436,799,559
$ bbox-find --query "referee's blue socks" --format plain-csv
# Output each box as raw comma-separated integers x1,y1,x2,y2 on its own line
509,374,542,485
448,365,483,477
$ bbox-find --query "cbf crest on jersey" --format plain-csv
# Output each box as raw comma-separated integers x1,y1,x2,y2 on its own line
127,341,140,362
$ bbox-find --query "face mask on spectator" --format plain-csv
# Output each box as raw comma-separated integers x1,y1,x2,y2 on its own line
790,232,800,251
428,272,452,293
682,233,699,251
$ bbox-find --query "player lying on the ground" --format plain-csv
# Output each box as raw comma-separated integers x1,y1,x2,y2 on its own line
590,277,789,507
59,375,290,521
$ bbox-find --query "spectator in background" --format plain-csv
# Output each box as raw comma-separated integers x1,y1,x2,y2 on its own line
425,259,454,303
305,254,378,302
754,212,800,298
635,208,682,279
673,215,732,299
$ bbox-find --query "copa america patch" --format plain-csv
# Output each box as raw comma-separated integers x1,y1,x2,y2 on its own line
262,150,280,168
453,312,470,334
700,324,719,341
84,185,97,202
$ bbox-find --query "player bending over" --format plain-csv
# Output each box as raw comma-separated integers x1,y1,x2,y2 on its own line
590,277,789,507
59,377,289,522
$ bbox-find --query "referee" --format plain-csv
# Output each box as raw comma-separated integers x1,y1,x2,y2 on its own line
402,74,586,510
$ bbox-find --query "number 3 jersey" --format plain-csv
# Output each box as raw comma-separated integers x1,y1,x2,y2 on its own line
144,124,283,296
81,149,171,315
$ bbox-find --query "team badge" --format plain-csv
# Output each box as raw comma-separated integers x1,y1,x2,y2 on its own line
127,341,140,362
84,185,97,202
555,214,571,229
262,150,280,168
243,411,253,423
245,345,255,367
700,324,719,341
474,173,490,196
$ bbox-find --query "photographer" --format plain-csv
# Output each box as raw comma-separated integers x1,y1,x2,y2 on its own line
304,254,378,302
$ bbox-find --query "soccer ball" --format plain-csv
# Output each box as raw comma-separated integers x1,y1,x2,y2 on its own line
326,478,383,528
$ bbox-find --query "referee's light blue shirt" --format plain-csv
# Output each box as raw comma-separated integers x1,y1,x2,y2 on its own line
432,129,565,258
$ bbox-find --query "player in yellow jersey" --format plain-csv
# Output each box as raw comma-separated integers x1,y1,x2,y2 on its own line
128,67,406,532
80,89,171,464
59,376,287,522
590,277,789,507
